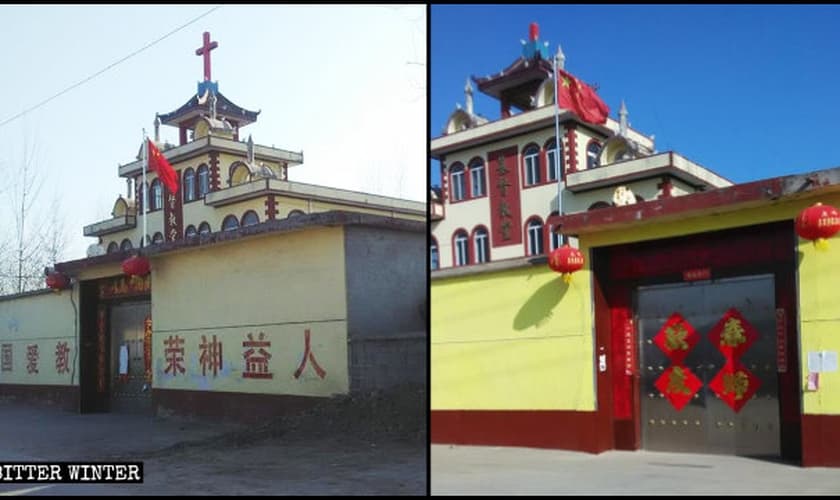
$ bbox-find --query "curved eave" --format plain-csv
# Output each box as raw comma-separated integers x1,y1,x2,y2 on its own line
158,92,260,127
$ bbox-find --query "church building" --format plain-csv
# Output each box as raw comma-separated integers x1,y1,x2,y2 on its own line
432,23,840,467
0,32,426,421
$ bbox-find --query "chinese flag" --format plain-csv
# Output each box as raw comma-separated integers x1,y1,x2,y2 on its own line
147,139,178,194
556,68,610,125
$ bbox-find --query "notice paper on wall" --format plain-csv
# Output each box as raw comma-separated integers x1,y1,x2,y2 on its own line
807,351,839,373
119,345,129,375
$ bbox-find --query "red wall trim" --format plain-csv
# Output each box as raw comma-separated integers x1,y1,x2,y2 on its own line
432,410,607,453
802,415,840,467
208,151,221,192
565,124,578,173
488,146,522,247
265,194,278,221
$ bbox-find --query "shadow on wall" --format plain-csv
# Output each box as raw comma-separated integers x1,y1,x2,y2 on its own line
512,275,569,331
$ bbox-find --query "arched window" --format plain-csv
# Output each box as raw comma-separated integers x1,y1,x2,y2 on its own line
545,139,563,182
450,163,466,202
430,238,439,270
106,241,119,254
548,211,563,251
453,230,469,266
197,164,210,198
469,158,485,198
242,210,259,227
587,141,602,169
120,238,133,251
152,232,164,244
526,217,545,256
150,179,162,210
198,221,211,235
222,215,239,232
183,168,196,202
588,201,612,211
185,225,197,238
523,144,541,186
472,226,489,264
288,209,305,218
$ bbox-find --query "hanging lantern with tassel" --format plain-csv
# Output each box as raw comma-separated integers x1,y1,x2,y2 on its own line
548,244,585,283
122,255,151,280
795,202,840,251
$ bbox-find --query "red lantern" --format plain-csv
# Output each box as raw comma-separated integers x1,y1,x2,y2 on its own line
548,244,585,283
122,256,151,277
45,271,70,292
795,202,840,250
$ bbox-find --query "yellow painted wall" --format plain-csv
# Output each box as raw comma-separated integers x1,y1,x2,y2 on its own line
431,265,594,410
0,290,78,386
150,226,349,397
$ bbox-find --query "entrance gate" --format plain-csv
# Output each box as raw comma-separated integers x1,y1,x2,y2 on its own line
637,275,780,456
109,301,152,413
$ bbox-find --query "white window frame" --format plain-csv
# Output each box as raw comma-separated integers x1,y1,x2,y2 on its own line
587,143,601,169
550,224,564,251
524,147,540,186
451,168,465,201
470,163,485,197
430,243,439,270
474,229,489,264
198,167,210,198
527,219,544,256
455,232,469,266
546,142,560,182
152,180,162,210
184,170,196,202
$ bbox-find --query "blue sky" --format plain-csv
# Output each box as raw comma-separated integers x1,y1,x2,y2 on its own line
0,5,425,261
431,5,840,187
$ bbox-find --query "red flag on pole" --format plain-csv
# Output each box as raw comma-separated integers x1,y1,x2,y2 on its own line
147,139,178,194
556,68,610,125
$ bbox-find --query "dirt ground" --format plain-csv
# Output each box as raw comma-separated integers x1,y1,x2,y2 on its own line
0,384,427,495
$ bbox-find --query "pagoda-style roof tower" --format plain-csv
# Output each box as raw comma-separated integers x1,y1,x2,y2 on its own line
472,22,553,118
157,31,260,145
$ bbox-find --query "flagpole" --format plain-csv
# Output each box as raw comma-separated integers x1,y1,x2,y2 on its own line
552,50,564,244
142,129,147,249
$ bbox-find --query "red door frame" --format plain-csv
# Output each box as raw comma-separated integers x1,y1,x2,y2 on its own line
590,220,801,460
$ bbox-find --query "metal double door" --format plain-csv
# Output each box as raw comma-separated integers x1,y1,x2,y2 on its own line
637,274,780,456
109,302,152,413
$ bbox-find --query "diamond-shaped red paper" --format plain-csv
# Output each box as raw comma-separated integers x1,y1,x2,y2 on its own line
654,365,703,411
708,360,761,413
708,308,758,361
653,312,699,364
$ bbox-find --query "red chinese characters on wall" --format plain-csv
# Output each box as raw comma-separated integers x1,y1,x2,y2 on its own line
199,334,223,377
163,178,183,242
294,329,326,379
487,146,522,247
98,275,151,300
144,316,153,384
55,342,70,375
243,332,272,379
653,313,703,411
1,344,12,372
26,344,39,374
164,335,185,376
97,307,106,392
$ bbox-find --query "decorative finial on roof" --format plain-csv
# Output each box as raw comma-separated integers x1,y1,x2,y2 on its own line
154,114,161,143
247,134,255,164
555,44,565,70
210,93,218,121
465,78,474,115
619,100,628,137
522,22,549,60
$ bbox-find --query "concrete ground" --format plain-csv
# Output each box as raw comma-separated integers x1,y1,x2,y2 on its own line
0,390,426,496
431,444,840,495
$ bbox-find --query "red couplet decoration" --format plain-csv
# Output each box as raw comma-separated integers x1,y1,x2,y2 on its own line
795,202,840,250
548,244,585,283
45,271,70,291
122,256,151,277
